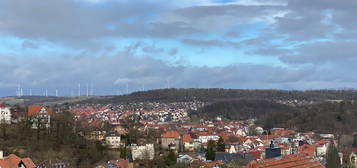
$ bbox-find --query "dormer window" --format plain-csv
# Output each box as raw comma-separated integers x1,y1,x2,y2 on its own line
18,161,26,168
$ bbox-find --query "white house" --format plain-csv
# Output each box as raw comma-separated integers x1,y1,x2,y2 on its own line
316,140,330,157
0,103,11,124
28,105,53,129
105,132,122,149
130,144,155,160
197,133,220,143
177,154,194,164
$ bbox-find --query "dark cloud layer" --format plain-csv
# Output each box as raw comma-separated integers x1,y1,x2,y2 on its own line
0,0,357,96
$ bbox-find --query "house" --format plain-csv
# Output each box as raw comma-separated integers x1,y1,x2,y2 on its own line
0,103,11,124
177,154,194,165
225,144,237,154
298,144,316,157
0,150,36,168
106,159,133,168
255,127,264,135
197,133,220,143
86,130,106,141
27,105,54,129
235,128,247,136
215,152,247,164
315,139,330,157
105,132,122,149
130,144,155,160
342,148,357,168
114,125,128,135
161,131,181,152
182,134,194,151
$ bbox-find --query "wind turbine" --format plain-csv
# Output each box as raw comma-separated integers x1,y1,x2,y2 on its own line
78,83,81,97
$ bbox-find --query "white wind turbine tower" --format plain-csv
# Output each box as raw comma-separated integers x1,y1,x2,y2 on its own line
71,88,74,97
20,87,23,97
90,83,94,96
166,79,170,89
126,83,129,94
30,88,32,96
141,83,145,91
17,84,21,97
86,83,89,97
55,89,58,97
78,83,81,97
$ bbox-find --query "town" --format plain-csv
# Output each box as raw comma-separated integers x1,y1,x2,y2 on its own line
0,97,356,168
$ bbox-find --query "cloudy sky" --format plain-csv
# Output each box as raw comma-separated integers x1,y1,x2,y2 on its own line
0,0,356,96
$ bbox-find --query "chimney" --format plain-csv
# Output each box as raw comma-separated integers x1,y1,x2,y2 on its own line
0,150,3,159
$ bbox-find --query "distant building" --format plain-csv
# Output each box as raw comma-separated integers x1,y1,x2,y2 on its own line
0,150,36,168
106,159,133,168
27,105,54,129
161,131,181,152
177,154,194,165
130,144,155,161
215,152,247,164
87,130,106,141
341,148,357,168
265,141,281,159
182,134,194,151
0,103,11,124
105,132,122,149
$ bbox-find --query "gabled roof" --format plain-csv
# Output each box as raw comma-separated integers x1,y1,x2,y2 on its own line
182,134,193,143
244,154,325,168
27,105,54,116
162,131,181,139
215,152,244,163
298,144,316,156
0,103,9,108
0,154,36,168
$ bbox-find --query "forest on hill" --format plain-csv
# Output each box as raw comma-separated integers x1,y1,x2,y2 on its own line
193,99,357,134
9,88,357,134
77,88,357,104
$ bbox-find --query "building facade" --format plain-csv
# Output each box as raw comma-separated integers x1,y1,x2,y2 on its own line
0,103,11,124
130,144,155,160
27,105,54,129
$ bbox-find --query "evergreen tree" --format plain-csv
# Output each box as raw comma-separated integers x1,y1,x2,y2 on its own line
166,150,177,166
217,137,225,152
119,146,128,159
206,140,216,161
352,134,357,148
326,141,340,168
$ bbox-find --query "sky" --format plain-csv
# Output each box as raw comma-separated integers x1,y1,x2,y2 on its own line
0,0,357,96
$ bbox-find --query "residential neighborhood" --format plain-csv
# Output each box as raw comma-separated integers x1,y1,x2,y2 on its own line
0,99,356,168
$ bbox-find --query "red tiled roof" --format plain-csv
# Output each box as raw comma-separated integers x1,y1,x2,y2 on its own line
0,103,9,108
182,134,193,143
244,154,325,168
162,131,181,139
0,154,36,168
298,144,316,157
27,105,54,116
